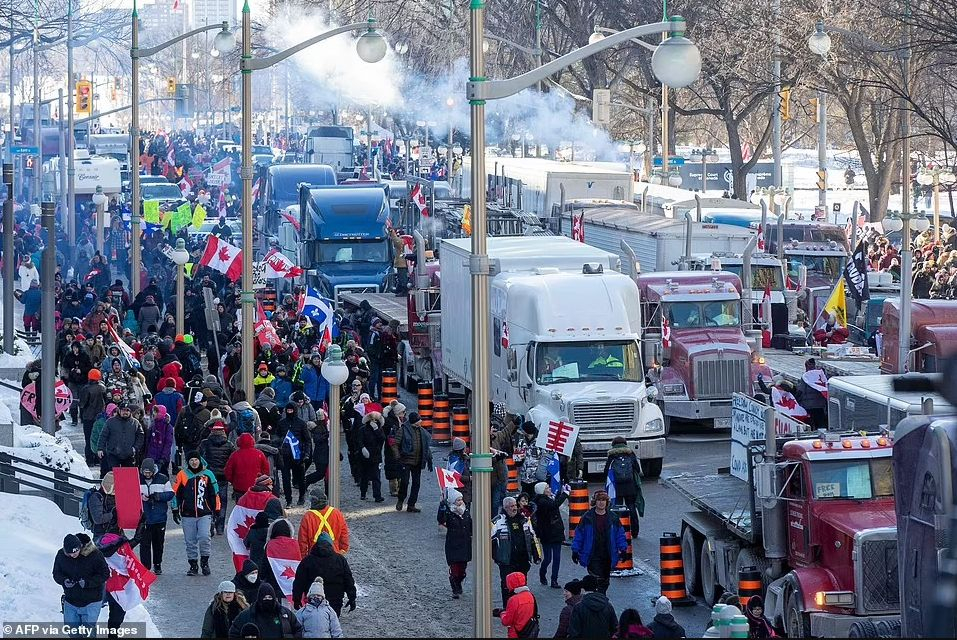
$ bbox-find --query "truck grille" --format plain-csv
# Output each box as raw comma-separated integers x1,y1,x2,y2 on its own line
692,356,749,400
859,537,900,613
571,402,636,434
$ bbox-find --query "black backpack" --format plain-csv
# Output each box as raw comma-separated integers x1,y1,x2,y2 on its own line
610,455,634,488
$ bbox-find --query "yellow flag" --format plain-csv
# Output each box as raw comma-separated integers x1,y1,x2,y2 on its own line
143,200,160,224
192,203,207,229
822,278,847,327
462,204,472,236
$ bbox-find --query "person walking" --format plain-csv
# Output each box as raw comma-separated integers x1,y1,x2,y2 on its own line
52,533,110,633
490,415,519,516
86,471,119,537
437,488,472,599
226,433,271,500
97,402,145,473
139,458,174,575
228,583,303,639
295,578,343,638
232,559,262,605
570,490,627,594
394,411,433,513
532,481,568,588
199,422,237,535
78,370,107,466
358,410,386,502
603,437,645,537
492,572,538,639
553,579,583,638
202,581,249,638
568,574,618,639
297,487,349,557
491,496,541,606
145,405,175,477
172,450,220,576
276,401,312,507
648,596,686,638
292,533,357,616
381,401,405,497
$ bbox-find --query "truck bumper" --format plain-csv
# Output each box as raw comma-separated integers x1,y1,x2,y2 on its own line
809,613,899,638
581,437,666,474
664,399,731,425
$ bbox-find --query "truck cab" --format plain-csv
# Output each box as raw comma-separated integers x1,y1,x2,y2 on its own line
879,298,957,373
258,164,337,245
637,271,769,430
763,221,849,289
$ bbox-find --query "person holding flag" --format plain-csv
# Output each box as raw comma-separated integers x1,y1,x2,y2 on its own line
532,471,569,589
602,436,645,538
796,358,829,429
812,279,850,346
276,401,312,507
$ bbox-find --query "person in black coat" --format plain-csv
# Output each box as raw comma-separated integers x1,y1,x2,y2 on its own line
358,411,386,502
437,488,472,598
53,533,110,629
232,559,262,605
569,574,618,639
245,498,284,573
275,402,313,506
227,583,302,639
602,436,644,537
292,534,357,615
532,481,568,588
303,411,329,494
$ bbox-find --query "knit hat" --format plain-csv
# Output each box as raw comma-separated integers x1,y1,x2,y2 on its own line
317,532,334,547
63,534,81,554
563,579,582,595
408,411,421,424
393,402,406,414
183,334,194,345
307,577,325,598
580,574,599,592
446,488,463,504
140,458,156,474
612,435,627,446
260,387,275,399
185,451,201,465
240,623,260,638
218,580,236,594
655,596,673,615
87,369,101,381
522,421,538,435
310,487,328,510
254,474,273,489
101,471,115,495
452,437,466,451
534,481,548,495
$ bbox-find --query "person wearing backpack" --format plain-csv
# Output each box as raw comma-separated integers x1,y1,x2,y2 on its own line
175,394,211,471
78,369,107,465
230,390,262,440
493,572,539,638
83,471,119,537
602,436,645,537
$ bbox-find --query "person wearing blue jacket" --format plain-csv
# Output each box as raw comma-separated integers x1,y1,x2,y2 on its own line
139,457,174,575
300,353,329,410
270,365,293,408
570,489,628,595
18,279,42,332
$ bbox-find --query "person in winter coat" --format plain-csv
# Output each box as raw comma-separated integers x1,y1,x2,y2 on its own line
298,487,349,556
358,411,386,502
648,596,686,638
303,413,330,494
146,405,175,476
394,411,433,513
381,402,404,497
199,423,237,535
514,421,546,496
98,402,144,472
226,433,271,499
253,363,277,395
232,559,262,605
254,386,280,437
301,352,328,409
175,395,211,469
87,473,119,539
259,518,298,596
493,572,538,639
137,295,162,337
743,595,775,638
140,352,163,394
270,365,294,408
139,458,174,574
553,579,583,638
246,498,285,573
202,581,249,639
172,450,220,576
53,533,111,630
154,377,185,428
490,415,519,514
295,578,343,638
78,370,107,465
795,359,828,429
569,574,617,639
291,391,317,426
603,436,645,537
437,488,472,599
571,490,628,594
292,534,357,615
616,609,654,638
446,438,472,504
63,341,93,424
532,481,568,588
491,496,542,605
228,583,303,639
231,391,263,440
275,402,312,506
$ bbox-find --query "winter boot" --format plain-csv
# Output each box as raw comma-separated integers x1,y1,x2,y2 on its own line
389,478,399,496
187,560,199,576
406,504,421,513
216,523,225,535
153,564,162,576
200,556,211,576
450,577,460,599
395,499,404,511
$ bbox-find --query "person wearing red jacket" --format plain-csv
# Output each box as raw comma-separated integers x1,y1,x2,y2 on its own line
813,314,849,346
225,433,271,499
493,572,538,638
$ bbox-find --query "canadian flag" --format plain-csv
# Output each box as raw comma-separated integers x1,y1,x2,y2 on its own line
436,467,464,490
756,224,765,251
218,189,228,216
772,386,810,422
103,536,157,611
200,235,242,282
410,183,429,217
280,209,301,233
178,175,193,197
265,536,302,604
166,138,175,165
662,318,671,348
572,212,585,242
263,248,304,279
251,178,262,202
759,284,772,348
801,368,829,399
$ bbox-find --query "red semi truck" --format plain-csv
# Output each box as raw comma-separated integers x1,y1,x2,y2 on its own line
879,299,957,374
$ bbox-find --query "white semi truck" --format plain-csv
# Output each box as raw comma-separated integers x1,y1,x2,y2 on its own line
439,236,667,476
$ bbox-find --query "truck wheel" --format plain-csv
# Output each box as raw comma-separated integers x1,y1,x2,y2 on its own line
642,458,663,479
848,620,878,638
785,590,810,638
681,527,702,596
700,541,722,606
874,619,901,638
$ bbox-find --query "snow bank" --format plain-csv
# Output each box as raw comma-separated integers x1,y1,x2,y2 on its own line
0,423,94,481
0,493,161,637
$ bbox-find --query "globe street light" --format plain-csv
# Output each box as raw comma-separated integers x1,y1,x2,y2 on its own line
171,238,190,335
321,344,350,508
807,21,832,57
881,210,930,373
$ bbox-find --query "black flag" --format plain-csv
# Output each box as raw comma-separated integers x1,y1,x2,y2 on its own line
843,239,870,303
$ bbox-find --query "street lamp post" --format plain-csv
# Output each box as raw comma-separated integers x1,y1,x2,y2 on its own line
882,211,930,373
468,7,700,635
808,22,832,213
171,238,190,335
91,185,107,254
40,200,55,434
321,344,350,508
238,1,386,403
916,167,957,243
131,2,236,298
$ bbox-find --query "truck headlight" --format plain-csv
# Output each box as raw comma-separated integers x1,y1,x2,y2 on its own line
644,418,664,435
662,383,685,396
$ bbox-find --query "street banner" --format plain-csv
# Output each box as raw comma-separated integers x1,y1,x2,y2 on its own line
112,466,143,531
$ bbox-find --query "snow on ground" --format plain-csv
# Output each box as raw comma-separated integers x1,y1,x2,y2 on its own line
0,341,35,370
0,493,161,637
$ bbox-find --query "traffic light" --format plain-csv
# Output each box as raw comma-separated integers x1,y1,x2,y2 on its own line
167,77,177,96
816,169,827,192
76,80,92,114
780,86,791,121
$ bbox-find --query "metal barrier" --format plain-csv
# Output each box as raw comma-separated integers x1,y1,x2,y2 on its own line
0,451,97,517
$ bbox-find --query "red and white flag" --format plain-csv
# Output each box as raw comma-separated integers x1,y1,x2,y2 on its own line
409,183,429,217
436,467,464,490
501,321,509,349
662,318,671,349
255,301,283,349
227,490,273,571
178,175,193,197
166,138,175,165
263,248,303,279
200,235,242,282
265,536,302,603
280,209,301,232
756,224,765,251
251,178,262,202
572,212,585,242
534,419,581,457
801,368,829,399
172,0,181,11
759,284,772,348
772,387,810,422
103,536,156,611
218,189,228,216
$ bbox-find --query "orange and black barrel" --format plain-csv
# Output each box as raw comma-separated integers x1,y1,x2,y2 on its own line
432,394,451,444
567,480,590,540
659,532,691,603
417,382,434,432
381,370,398,407
451,405,470,446
613,506,634,571
738,565,763,608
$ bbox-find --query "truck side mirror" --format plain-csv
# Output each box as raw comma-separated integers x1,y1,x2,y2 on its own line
506,348,518,381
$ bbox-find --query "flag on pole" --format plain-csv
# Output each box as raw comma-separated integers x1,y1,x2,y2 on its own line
255,301,283,349
298,287,335,335
572,212,585,242
199,235,243,281
280,209,301,232
547,452,562,495
757,224,765,251
265,537,302,604
178,175,193,198
409,183,429,217
436,467,464,490
262,248,303,279
218,189,228,216
814,278,847,330
252,178,262,203
843,238,870,304
166,137,175,165
103,536,156,611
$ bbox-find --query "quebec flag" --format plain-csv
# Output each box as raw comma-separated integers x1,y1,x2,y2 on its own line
284,431,302,461
605,465,617,501
298,287,337,337
548,452,562,495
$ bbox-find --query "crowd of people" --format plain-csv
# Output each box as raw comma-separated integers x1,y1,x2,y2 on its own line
860,223,957,299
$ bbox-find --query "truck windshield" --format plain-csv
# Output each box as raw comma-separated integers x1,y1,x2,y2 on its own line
312,239,388,263
535,340,641,384
786,255,845,280
666,301,741,329
810,457,894,500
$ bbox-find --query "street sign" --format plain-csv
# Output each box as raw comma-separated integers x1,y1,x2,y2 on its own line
652,156,686,167
832,203,841,212
11,145,38,155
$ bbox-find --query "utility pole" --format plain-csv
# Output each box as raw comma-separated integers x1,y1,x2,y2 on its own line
32,1,41,202
40,200,55,434
2,163,13,354
58,89,66,230
898,0,913,373
67,0,76,245
817,92,827,209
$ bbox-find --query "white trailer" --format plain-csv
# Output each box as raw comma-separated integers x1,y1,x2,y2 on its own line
439,236,666,475
45,150,121,197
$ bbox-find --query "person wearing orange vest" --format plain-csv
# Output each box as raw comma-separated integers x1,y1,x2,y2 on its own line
298,487,349,557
